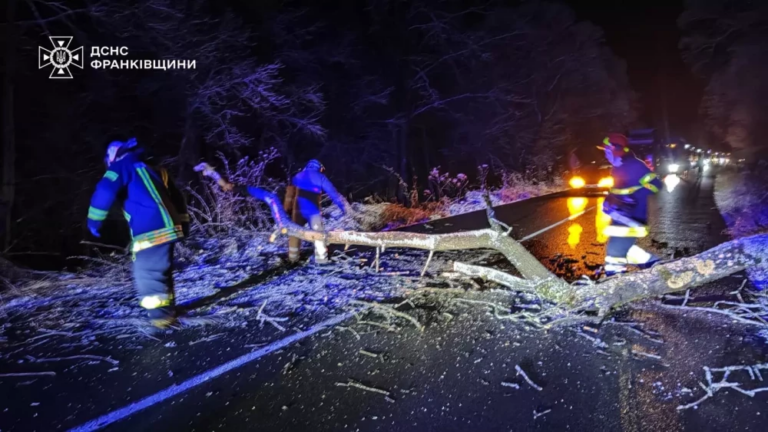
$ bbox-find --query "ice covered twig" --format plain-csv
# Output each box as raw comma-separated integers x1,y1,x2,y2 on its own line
677,363,768,410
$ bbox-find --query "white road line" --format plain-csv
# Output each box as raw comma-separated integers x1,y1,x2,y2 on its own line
518,206,596,242
68,311,356,432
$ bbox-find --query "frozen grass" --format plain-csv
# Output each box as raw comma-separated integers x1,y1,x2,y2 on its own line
714,164,768,290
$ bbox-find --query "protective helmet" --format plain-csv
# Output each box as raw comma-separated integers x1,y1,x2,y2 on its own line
597,133,630,156
105,137,138,166
305,159,325,172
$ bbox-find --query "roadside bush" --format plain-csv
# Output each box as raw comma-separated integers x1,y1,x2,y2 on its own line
186,148,282,237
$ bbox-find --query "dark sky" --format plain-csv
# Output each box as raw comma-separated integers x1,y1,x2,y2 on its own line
566,0,704,143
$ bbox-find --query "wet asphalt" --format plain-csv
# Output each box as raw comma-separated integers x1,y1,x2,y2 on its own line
2,171,766,432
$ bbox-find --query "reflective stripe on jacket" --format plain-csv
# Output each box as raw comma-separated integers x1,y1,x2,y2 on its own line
87,152,188,251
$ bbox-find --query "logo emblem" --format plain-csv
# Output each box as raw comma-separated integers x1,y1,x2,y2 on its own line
39,36,84,79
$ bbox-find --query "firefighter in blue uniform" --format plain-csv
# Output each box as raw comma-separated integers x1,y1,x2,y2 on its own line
194,159,348,264
598,133,663,275
87,138,189,328
286,160,347,264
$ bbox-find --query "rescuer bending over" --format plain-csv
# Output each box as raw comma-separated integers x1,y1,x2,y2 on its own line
195,159,349,264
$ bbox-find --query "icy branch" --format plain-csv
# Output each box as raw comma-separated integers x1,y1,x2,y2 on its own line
678,363,768,410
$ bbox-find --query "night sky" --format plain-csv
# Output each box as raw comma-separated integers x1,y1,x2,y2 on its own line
567,0,704,143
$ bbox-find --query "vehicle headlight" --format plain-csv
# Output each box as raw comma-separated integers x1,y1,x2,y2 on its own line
597,177,614,188
668,164,679,173
569,176,585,189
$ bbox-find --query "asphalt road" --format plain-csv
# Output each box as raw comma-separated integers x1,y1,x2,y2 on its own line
2,172,766,432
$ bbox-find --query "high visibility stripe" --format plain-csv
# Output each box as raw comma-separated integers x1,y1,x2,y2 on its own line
610,186,641,195
88,206,109,221
104,171,119,181
639,172,657,184
603,224,648,238
123,210,131,222
136,166,173,229
132,226,183,252
639,173,659,193
140,294,172,310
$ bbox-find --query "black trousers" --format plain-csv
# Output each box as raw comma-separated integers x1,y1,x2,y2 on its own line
133,243,175,320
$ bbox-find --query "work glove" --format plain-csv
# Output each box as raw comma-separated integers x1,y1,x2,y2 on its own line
89,225,101,238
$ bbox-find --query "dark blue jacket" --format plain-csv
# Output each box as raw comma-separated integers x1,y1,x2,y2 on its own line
87,151,189,252
607,155,663,222
291,167,346,220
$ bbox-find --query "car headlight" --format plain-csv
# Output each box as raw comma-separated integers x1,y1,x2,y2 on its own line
597,177,614,188
668,164,679,173
569,176,585,188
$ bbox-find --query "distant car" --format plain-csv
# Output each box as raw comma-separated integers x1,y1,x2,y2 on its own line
657,156,686,177
565,161,613,194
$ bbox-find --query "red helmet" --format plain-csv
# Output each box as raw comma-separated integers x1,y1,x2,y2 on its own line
597,133,630,156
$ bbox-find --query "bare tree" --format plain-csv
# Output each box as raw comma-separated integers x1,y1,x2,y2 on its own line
680,0,768,151
87,0,327,177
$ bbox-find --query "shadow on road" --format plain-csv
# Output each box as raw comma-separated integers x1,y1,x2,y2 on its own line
177,262,299,313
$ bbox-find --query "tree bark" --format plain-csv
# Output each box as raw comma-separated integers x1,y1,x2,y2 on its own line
2,0,18,250
177,107,200,184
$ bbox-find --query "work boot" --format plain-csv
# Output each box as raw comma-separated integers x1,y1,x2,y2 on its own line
603,263,628,277
148,307,179,330
634,254,661,270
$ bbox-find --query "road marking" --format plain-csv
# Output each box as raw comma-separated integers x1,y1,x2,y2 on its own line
519,206,596,242
68,311,356,432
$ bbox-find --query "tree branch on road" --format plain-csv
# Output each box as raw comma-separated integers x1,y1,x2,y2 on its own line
198,165,768,319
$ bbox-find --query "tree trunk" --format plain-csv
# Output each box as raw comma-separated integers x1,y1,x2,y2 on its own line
177,107,200,184
420,126,431,179
2,0,18,250
267,188,767,310
198,168,768,315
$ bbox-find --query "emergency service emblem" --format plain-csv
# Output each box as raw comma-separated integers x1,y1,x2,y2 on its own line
39,36,84,79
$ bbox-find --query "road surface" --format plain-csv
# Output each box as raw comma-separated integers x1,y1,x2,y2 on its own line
1,172,765,432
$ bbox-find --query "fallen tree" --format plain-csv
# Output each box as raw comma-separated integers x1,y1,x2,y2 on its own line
196,164,768,318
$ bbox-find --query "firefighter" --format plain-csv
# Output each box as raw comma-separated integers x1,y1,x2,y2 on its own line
286,160,348,264
598,133,663,276
87,138,189,329
194,160,348,264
